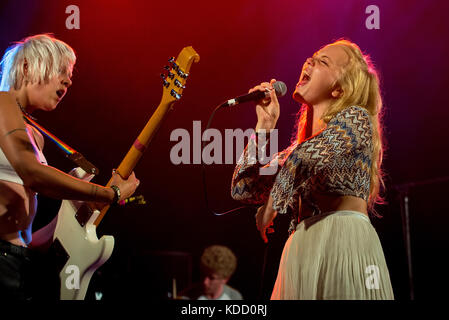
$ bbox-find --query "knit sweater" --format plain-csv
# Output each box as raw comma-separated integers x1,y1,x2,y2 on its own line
231,105,373,233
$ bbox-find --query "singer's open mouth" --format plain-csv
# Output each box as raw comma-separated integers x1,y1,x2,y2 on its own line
56,89,65,98
298,73,311,86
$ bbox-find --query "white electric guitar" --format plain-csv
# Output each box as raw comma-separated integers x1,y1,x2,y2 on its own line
51,47,200,300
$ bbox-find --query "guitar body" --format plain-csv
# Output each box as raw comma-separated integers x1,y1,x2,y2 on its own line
53,167,114,300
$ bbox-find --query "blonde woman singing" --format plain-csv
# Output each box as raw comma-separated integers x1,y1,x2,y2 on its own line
231,39,394,300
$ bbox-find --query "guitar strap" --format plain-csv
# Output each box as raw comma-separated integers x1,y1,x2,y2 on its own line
22,113,100,175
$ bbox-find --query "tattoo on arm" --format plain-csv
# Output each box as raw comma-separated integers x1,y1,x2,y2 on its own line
4,128,27,137
91,185,98,202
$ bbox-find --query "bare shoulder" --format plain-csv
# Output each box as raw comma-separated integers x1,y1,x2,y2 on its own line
0,91,16,105
0,92,26,134
0,91,20,114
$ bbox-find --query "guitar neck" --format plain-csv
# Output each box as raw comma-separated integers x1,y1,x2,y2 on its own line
93,46,199,227
93,100,173,226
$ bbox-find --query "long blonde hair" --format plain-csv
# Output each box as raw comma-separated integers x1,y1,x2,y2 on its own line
324,39,385,212
294,39,386,213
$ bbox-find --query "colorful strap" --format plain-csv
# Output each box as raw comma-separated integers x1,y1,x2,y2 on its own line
23,114,100,175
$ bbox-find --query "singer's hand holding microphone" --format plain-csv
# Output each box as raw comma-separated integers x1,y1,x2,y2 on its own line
222,79,287,133
203,80,286,225
251,79,284,132
223,79,287,131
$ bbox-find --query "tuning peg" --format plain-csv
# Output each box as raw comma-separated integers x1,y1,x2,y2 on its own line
163,80,170,88
160,73,166,79
177,70,189,79
170,89,181,100
163,65,171,71
174,79,186,89
168,57,175,63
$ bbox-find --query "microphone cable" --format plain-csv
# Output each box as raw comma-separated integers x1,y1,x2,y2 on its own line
200,82,286,216
201,102,256,216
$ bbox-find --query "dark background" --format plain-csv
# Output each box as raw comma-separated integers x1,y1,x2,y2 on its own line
1,0,448,301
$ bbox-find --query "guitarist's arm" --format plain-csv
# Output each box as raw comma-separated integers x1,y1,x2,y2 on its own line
0,93,139,207
30,166,138,250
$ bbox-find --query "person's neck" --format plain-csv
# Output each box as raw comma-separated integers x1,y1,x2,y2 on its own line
207,286,224,300
9,87,34,114
311,100,331,135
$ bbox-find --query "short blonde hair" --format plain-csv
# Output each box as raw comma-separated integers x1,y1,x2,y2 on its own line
200,245,237,279
0,33,76,91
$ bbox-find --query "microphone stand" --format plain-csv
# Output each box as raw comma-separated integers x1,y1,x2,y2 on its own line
394,175,449,300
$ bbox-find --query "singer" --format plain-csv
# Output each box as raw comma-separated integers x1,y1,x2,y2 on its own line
0,34,139,300
231,39,394,299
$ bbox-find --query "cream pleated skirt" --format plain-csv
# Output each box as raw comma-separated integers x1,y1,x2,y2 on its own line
271,210,394,300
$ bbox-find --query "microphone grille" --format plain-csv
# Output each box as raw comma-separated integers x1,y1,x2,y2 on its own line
273,81,287,97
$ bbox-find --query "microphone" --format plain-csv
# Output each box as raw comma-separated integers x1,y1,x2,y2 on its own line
222,81,287,107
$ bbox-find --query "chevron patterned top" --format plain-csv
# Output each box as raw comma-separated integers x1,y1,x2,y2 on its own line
231,105,373,233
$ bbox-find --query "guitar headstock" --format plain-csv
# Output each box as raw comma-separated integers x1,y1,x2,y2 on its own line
160,46,200,105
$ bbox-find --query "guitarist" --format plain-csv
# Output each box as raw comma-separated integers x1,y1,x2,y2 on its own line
0,34,140,300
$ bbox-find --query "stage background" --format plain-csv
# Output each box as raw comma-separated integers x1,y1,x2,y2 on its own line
1,0,448,300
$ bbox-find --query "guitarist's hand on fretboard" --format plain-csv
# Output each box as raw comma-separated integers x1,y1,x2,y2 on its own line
110,170,140,203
